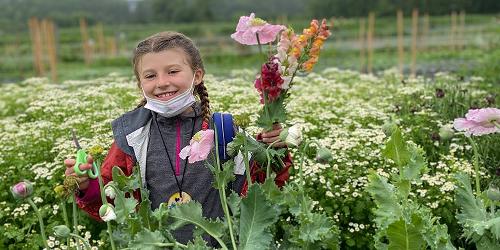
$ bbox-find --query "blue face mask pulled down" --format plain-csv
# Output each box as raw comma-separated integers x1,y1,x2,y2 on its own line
143,74,196,117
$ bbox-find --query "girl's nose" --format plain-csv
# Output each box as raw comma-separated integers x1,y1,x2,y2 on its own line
156,73,171,88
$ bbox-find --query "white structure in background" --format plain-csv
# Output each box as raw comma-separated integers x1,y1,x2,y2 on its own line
126,0,143,13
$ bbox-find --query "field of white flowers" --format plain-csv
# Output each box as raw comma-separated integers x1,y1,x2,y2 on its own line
1,68,499,249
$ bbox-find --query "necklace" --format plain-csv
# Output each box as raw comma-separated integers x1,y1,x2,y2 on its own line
152,111,196,208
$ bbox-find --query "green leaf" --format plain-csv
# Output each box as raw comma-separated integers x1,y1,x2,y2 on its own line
382,127,410,167
128,229,165,250
209,160,235,190
151,203,169,231
114,196,138,224
169,201,224,239
401,143,427,181
256,94,287,131
366,171,402,229
386,218,425,250
186,236,212,250
139,199,152,230
454,173,488,237
112,166,140,192
239,184,280,250
261,177,282,202
298,212,334,243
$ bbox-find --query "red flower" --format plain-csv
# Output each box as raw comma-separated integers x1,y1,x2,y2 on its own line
254,58,284,103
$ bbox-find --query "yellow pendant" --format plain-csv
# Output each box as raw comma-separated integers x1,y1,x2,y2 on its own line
167,191,192,209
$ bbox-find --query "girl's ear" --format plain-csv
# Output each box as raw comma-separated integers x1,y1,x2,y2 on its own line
194,69,204,85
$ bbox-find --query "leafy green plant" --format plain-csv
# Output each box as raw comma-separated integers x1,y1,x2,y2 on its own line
366,127,455,249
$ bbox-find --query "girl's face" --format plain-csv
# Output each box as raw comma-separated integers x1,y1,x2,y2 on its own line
138,48,203,102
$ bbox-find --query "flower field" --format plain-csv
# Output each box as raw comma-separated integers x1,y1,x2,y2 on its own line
1,67,499,249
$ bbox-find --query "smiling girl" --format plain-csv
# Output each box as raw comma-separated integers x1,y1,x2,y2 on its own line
63,31,292,245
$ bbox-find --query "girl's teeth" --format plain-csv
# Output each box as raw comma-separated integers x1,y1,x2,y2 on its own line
158,92,176,97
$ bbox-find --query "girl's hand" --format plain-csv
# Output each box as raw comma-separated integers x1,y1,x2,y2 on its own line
64,156,94,191
260,123,286,148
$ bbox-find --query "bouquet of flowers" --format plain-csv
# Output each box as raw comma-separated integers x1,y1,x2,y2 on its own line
231,13,332,131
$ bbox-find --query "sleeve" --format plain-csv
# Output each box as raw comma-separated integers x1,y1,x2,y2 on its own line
239,132,292,196
75,141,136,221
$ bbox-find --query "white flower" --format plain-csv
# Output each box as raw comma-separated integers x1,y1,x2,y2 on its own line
104,184,116,199
279,124,303,147
99,204,116,222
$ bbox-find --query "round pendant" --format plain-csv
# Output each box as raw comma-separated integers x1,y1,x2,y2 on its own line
167,191,192,209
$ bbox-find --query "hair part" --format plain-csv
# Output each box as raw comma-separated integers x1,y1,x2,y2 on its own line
133,31,211,123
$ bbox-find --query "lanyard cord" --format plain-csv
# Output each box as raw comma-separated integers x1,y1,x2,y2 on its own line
152,111,196,196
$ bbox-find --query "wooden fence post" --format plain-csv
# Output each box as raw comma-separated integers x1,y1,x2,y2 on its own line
46,20,58,82
80,17,92,65
28,17,45,76
459,10,465,50
411,9,418,77
397,10,404,75
359,18,366,73
450,11,457,51
421,13,429,49
367,12,375,74
95,22,106,55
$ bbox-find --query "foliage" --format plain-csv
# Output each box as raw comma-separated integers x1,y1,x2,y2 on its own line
1,68,498,248
454,173,500,249
366,127,455,249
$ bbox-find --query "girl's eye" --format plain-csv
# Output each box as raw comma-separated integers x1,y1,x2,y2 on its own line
144,74,155,79
168,70,179,75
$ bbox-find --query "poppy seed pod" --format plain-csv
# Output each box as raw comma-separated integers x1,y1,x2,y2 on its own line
486,185,500,201
315,147,333,164
53,225,71,238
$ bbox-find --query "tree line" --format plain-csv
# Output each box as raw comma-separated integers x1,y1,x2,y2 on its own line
0,0,498,32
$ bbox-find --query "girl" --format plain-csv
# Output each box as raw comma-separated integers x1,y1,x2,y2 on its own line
64,31,292,245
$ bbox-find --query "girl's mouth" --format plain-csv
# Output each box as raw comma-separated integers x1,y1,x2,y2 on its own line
155,91,178,101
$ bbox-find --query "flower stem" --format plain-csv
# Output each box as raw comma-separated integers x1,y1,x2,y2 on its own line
69,233,91,250
72,195,81,250
61,201,71,248
467,137,481,194
242,135,252,187
92,161,116,250
27,198,49,249
266,141,278,179
493,120,500,129
213,124,236,250
256,33,263,56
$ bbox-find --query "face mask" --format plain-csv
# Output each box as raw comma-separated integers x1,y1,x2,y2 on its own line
143,74,196,117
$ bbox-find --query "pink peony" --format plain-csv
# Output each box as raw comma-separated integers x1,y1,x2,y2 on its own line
231,13,285,45
453,108,500,136
179,129,215,163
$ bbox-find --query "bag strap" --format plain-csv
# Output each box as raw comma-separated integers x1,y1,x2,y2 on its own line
212,112,235,162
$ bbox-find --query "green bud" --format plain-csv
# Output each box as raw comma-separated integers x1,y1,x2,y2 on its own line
53,225,71,238
315,147,333,163
382,121,397,137
226,141,238,157
438,124,454,141
486,185,500,201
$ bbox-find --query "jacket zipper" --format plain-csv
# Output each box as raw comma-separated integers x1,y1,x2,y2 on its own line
175,118,181,176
